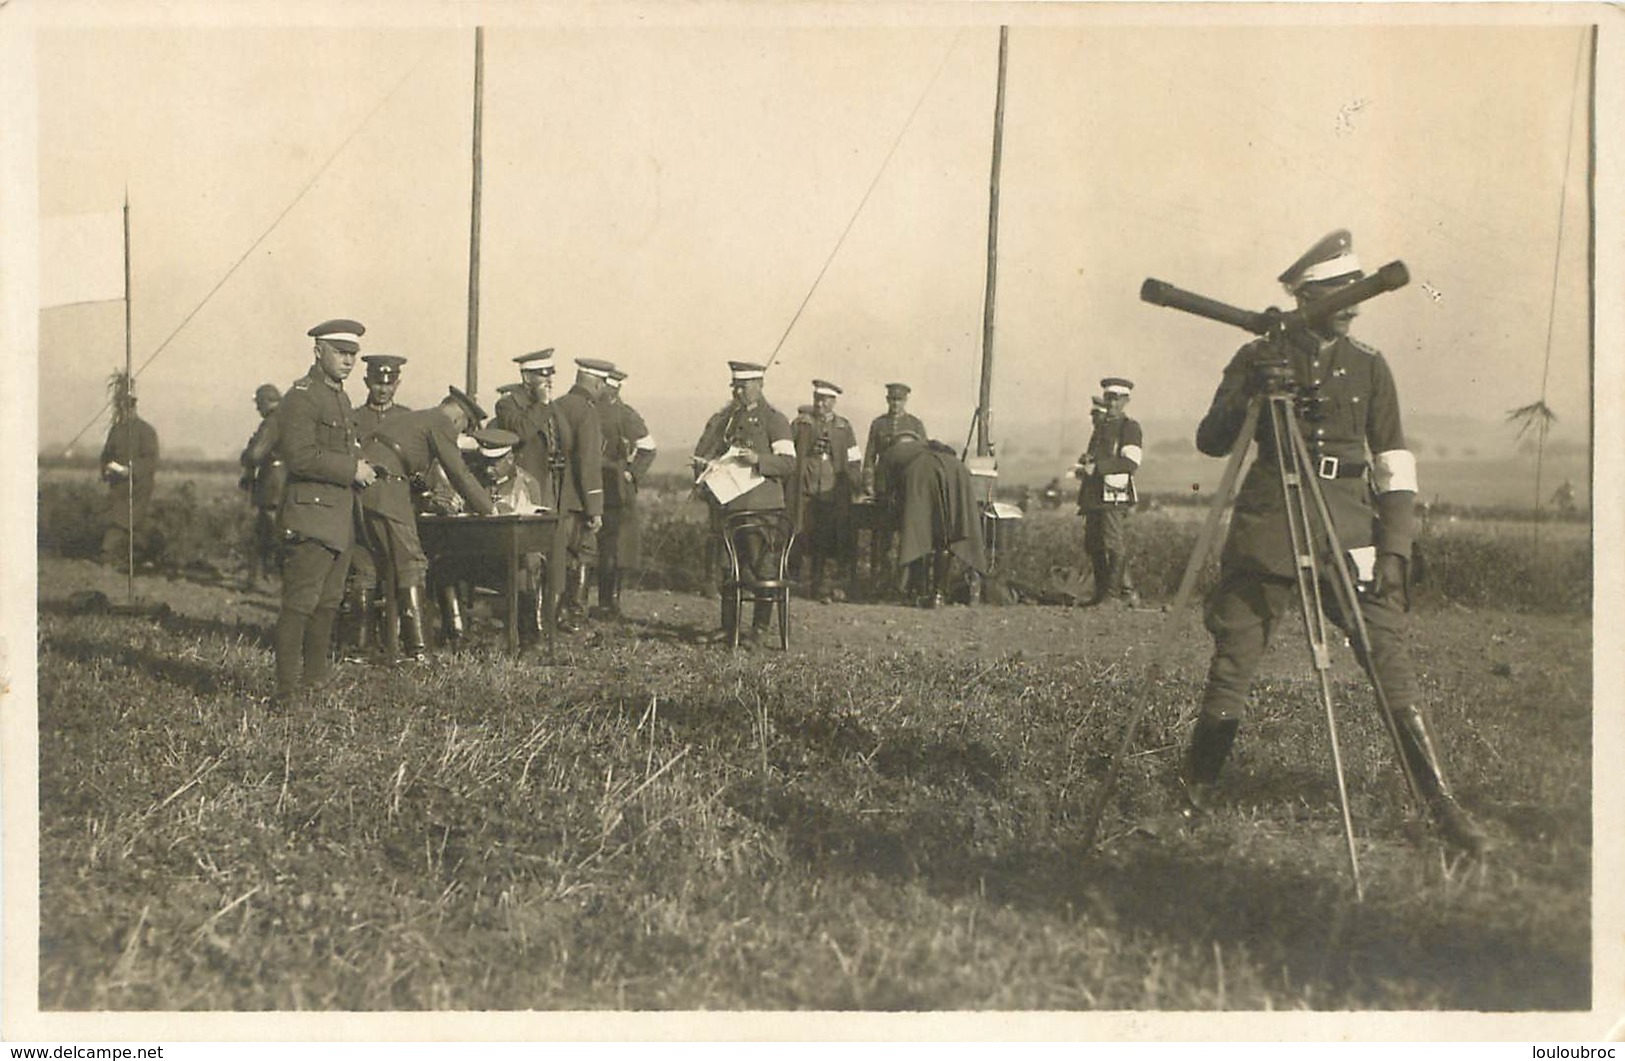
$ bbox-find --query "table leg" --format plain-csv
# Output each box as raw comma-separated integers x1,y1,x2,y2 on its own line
507,523,520,655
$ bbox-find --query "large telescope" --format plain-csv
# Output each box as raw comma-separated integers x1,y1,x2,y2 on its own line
1140,260,1410,335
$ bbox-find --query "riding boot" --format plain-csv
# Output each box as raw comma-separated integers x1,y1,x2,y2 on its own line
273,612,306,703
1083,552,1109,607
1392,705,1491,856
1180,716,1241,812
398,583,429,662
931,550,953,608
302,606,340,691
378,584,401,660
437,582,466,647
341,585,373,663
810,559,826,602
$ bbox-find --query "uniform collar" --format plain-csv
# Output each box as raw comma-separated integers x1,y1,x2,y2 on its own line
366,399,393,413
307,364,345,392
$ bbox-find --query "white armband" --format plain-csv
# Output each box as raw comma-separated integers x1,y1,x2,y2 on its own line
635,435,656,451
770,439,797,458
1119,444,1143,467
846,444,863,463
1372,449,1418,494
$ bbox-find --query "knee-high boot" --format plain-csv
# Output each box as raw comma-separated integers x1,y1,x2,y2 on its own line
1180,715,1241,812
303,606,340,690
1392,706,1490,856
399,583,429,662
377,583,400,659
438,582,465,646
273,612,306,702
341,584,373,662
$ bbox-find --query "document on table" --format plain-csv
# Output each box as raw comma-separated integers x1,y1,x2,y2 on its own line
698,447,764,506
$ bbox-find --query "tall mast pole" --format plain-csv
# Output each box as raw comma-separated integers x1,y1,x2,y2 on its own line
975,25,1008,459
123,188,134,600
466,27,485,396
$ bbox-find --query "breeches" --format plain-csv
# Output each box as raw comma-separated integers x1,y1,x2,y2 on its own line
548,513,596,597
801,496,851,561
362,508,428,589
1200,566,1418,722
279,538,352,620
598,505,641,573
1083,507,1128,561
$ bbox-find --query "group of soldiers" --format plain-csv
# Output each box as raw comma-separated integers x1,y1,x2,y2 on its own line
230,225,1489,858
239,325,655,702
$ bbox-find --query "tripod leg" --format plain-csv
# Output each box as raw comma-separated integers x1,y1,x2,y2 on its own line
1285,424,1488,857
1080,398,1263,850
1265,397,1363,898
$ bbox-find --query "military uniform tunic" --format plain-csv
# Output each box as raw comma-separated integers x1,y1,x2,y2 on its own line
360,408,495,586
1195,328,1422,722
862,412,928,497
493,389,559,511
597,393,655,580
789,410,862,561
693,400,797,513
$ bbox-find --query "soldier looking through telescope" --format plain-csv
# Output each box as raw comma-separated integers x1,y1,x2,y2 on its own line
1178,230,1488,857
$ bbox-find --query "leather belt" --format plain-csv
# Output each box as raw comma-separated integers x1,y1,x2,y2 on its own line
1315,456,1367,480
367,435,412,484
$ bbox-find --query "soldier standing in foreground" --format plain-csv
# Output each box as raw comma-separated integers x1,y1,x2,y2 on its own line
545,359,608,633
340,354,411,661
594,367,657,620
1180,230,1488,856
271,319,375,705
693,361,797,645
790,379,863,602
1074,377,1143,607
238,383,286,590
861,382,927,596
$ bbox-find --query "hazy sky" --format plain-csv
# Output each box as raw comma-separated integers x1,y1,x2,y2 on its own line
29,7,1596,468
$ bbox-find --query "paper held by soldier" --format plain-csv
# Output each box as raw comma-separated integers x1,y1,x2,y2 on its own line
698,446,765,505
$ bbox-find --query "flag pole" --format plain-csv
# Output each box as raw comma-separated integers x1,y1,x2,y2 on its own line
465,26,485,397
123,187,134,601
974,25,1008,461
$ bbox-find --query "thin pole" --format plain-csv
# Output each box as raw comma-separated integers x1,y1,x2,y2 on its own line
975,25,1008,459
123,189,134,601
466,26,485,397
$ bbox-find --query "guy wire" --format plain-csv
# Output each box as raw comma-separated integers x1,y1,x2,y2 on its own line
763,29,966,372
56,42,438,456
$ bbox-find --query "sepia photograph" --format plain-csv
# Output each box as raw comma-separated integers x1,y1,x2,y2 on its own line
3,0,1620,1043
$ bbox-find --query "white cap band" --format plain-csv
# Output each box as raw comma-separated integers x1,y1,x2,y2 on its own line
1293,252,1363,289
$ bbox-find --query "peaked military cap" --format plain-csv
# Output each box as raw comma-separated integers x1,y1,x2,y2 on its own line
254,383,282,404
1278,229,1364,293
307,319,365,353
472,426,520,458
729,361,766,382
514,349,556,372
362,354,407,381
812,379,842,397
575,357,616,379
607,367,629,386
444,386,487,425
1100,377,1135,396
885,382,911,397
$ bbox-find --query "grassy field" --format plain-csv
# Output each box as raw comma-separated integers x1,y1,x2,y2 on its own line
33,465,1592,1011
31,471,1592,1007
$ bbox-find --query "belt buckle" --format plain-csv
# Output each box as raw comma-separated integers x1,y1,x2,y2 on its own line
1317,456,1339,480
